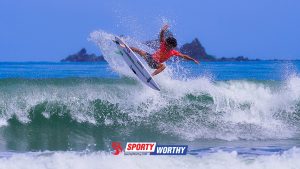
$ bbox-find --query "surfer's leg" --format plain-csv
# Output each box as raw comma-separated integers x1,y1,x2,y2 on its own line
130,47,158,70
151,63,165,76
130,47,147,58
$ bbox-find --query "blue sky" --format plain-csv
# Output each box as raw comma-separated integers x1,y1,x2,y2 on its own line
0,0,300,61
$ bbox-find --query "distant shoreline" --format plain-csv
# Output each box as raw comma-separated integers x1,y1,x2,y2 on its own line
2,59,300,63
59,47,299,63
61,38,299,62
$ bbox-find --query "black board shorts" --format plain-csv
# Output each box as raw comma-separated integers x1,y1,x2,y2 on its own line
145,53,159,69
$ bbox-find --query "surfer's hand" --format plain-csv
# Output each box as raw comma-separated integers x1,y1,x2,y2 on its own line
162,25,169,31
193,59,199,64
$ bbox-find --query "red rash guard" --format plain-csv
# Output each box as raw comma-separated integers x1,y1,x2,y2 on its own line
152,40,181,63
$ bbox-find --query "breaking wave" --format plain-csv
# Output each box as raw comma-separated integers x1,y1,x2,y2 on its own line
0,75,299,142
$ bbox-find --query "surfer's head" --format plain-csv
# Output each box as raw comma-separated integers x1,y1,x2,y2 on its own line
165,37,177,49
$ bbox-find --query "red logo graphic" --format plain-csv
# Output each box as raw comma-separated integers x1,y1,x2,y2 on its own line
112,142,123,155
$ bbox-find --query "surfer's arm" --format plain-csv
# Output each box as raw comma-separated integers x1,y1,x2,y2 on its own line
160,25,169,42
151,63,166,76
178,53,199,64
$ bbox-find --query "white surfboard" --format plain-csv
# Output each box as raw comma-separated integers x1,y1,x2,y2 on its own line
114,36,160,91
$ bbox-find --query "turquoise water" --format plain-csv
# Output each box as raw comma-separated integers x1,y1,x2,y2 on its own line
0,61,300,149
1,61,299,80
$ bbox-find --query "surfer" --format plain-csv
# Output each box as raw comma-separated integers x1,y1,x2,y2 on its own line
130,25,199,76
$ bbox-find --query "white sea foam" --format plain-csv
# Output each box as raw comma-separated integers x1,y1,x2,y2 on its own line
0,148,300,169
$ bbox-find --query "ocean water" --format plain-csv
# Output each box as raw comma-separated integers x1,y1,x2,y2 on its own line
0,31,300,168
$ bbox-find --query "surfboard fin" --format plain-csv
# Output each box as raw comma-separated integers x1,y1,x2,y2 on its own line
112,40,119,44
130,66,137,74
115,50,123,56
147,77,152,83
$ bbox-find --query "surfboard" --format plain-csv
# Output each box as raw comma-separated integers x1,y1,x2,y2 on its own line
114,36,160,91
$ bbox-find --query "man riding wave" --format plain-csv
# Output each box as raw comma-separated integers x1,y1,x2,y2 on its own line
129,25,199,76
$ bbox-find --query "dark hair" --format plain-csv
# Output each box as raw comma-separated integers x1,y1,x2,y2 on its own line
165,37,177,48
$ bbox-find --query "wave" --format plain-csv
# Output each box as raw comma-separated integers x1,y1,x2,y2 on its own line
0,75,299,142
